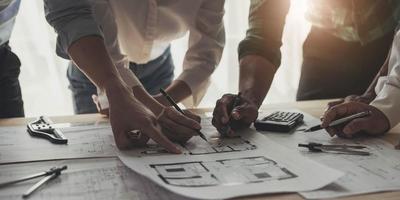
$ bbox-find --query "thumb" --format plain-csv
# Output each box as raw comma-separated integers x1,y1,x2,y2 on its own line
327,99,344,110
343,118,370,136
231,106,241,120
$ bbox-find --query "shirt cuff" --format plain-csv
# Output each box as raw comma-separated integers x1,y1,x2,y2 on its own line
370,84,400,128
55,18,104,59
238,36,282,68
176,68,211,107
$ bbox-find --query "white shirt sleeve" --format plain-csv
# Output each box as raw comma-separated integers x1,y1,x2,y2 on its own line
370,31,400,128
176,0,225,107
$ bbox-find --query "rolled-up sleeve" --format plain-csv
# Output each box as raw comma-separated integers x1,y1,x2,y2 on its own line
370,31,400,128
44,0,103,59
176,0,225,106
238,0,289,68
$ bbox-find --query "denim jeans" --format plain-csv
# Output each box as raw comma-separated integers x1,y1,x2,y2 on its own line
0,42,24,118
67,48,174,114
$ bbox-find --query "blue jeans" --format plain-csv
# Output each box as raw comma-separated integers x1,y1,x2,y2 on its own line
0,42,24,118
67,48,174,114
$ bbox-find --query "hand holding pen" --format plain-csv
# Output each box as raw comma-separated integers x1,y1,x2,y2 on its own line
318,102,390,138
212,92,259,136
159,89,207,142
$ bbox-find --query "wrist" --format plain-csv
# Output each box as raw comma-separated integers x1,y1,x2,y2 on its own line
104,78,131,100
132,85,165,116
240,89,263,109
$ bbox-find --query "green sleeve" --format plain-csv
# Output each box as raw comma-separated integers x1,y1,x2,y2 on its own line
238,0,290,68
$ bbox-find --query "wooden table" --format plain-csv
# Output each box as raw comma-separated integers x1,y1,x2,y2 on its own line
1,99,399,200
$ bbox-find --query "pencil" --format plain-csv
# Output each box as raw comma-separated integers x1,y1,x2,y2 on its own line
159,89,208,142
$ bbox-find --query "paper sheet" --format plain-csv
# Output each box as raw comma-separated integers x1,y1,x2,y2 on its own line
0,123,117,164
0,158,186,200
258,109,400,199
118,118,343,200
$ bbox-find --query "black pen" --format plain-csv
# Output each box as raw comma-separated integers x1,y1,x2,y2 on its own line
304,111,371,132
159,89,208,142
221,92,242,135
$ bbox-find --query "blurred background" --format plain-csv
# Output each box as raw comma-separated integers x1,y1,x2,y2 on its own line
10,0,311,117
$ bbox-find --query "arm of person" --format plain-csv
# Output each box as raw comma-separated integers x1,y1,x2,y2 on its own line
212,0,290,134
155,0,225,107
44,0,200,152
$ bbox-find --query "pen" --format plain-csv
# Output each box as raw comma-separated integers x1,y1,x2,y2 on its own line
304,111,371,132
221,92,241,135
159,89,208,142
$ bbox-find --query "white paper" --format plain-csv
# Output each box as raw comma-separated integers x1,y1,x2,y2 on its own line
0,123,117,164
0,158,187,200
118,117,343,200
258,109,400,199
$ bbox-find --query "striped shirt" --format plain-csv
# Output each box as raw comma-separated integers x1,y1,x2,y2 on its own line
239,0,400,68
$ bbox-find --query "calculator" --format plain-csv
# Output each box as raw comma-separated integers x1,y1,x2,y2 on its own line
254,111,304,132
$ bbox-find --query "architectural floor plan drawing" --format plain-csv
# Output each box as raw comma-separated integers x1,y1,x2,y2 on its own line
183,136,256,155
140,136,257,156
152,156,296,187
118,118,343,199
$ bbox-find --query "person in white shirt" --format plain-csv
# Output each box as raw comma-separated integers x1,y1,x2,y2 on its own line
321,29,400,145
44,0,225,152
64,0,225,114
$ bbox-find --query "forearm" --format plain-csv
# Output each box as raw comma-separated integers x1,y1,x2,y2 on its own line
239,55,277,108
68,36,124,91
162,80,192,104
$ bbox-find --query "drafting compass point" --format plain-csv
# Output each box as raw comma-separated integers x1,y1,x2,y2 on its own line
27,116,68,144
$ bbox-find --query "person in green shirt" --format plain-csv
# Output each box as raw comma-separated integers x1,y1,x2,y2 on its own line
212,0,400,135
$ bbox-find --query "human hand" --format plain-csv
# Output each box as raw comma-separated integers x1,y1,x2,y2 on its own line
106,83,181,153
152,93,171,107
321,102,390,138
212,93,258,136
326,93,376,111
156,107,201,144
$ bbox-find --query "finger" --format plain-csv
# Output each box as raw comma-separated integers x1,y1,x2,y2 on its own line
183,110,201,123
129,134,150,147
342,118,371,136
233,104,258,124
325,127,337,137
144,122,181,154
113,129,133,150
159,116,197,138
322,102,362,128
162,128,193,144
166,109,201,130
326,99,344,110
214,95,235,124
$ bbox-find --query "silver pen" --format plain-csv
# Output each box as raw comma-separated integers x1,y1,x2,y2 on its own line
304,111,371,132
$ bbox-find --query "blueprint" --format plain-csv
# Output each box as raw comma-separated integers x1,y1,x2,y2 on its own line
118,117,343,199
0,158,186,200
0,123,116,164
258,109,400,199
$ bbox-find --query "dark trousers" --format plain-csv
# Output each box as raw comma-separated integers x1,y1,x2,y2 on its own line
67,47,175,114
296,26,394,101
0,42,24,118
